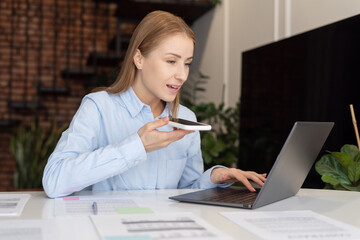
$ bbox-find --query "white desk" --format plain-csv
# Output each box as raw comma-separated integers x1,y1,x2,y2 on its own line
1,188,360,239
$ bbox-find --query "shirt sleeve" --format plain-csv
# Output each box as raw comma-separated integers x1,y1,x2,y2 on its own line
42,97,147,198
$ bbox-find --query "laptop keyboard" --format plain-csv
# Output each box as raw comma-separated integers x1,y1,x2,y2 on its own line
202,188,258,205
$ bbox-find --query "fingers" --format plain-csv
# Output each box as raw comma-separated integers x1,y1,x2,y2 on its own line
228,169,258,192
242,171,267,187
211,168,267,192
138,117,194,153
167,128,194,139
242,173,267,192
156,129,192,148
145,116,170,130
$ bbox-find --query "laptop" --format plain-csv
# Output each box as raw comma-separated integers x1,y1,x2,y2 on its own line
169,122,334,209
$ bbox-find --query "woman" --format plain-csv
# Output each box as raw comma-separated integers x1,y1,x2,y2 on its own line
42,10,266,198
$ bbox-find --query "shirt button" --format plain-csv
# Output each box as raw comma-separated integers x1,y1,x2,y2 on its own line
135,161,139,165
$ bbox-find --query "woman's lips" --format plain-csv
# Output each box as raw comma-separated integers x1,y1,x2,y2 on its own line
166,84,181,93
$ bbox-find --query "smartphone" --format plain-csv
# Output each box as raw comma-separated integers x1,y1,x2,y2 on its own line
168,118,212,131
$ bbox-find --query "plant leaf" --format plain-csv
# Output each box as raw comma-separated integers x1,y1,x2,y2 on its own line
348,161,360,183
315,154,351,186
328,151,351,169
339,182,360,191
209,140,226,157
202,151,212,165
201,133,215,149
321,174,341,185
354,152,360,163
340,144,359,160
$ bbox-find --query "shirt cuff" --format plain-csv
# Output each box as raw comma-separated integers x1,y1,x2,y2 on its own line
202,165,233,189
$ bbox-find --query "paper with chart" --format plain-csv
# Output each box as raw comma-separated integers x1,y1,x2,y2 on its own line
55,195,153,217
90,212,233,240
221,210,360,240
0,219,58,240
0,193,30,216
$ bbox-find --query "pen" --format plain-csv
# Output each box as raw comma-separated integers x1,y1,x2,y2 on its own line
92,201,98,215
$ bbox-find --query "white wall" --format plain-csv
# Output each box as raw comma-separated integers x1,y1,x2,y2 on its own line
192,0,360,107
290,0,360,36
191,5,225,104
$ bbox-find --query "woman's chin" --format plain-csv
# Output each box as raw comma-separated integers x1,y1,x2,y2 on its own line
161,95,177,103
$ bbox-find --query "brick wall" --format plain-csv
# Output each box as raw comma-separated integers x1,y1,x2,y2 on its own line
0,0,119,190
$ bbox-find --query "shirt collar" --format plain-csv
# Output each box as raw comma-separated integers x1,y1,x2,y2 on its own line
121,87,170,118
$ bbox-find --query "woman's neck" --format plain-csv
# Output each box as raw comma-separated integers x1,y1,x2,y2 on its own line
151,100,166,118
131,85,165,118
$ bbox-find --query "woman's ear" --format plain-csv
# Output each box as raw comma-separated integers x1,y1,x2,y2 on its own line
133,49,143,70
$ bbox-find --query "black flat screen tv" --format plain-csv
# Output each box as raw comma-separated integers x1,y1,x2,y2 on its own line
240,14,360,188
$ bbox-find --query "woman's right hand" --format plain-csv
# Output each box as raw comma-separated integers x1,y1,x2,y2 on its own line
138,116,194,152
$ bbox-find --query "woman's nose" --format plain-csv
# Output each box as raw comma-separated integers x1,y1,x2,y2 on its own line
175,65,188,82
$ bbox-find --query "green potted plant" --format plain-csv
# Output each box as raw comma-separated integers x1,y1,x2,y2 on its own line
10,116,66,189
315,144,360,191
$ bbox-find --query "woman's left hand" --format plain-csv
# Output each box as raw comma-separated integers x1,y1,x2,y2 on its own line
210,168,267,192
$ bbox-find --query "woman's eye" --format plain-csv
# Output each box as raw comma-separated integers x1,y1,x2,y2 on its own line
167,60,176,64
185,62,192,67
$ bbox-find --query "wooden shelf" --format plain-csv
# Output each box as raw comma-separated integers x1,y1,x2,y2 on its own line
87,52,123,67
38,86,70,95
61,68,97,80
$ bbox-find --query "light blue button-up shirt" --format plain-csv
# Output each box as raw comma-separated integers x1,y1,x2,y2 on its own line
43,88,226,198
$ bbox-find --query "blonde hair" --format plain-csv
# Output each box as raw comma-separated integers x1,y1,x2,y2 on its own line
93,10,195,118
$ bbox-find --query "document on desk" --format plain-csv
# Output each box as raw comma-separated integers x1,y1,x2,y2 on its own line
0,219,58,240
221,210,360,240
0,193,30,216
90,212,233,240
55,195,152,217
